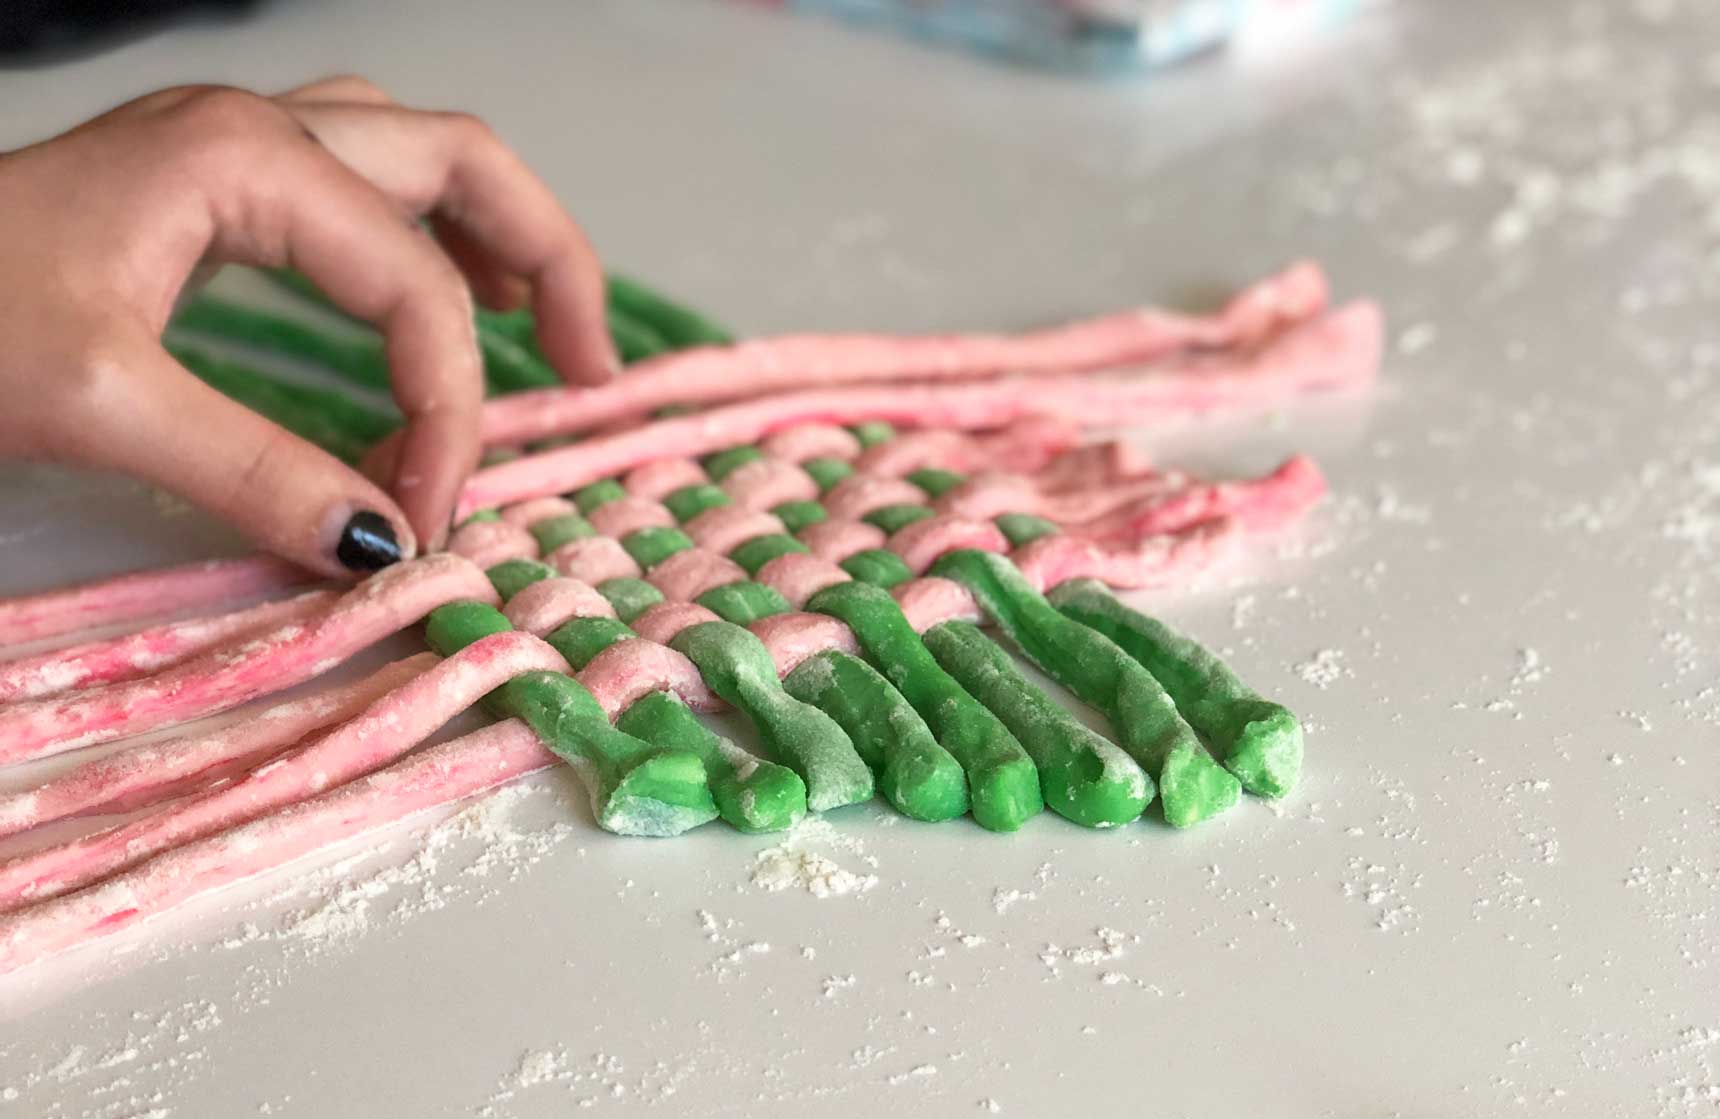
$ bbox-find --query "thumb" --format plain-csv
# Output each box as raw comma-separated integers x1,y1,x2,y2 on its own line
75,344,419,578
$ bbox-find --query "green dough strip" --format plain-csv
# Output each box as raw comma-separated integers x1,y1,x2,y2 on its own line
669,621,873,812
807,582,1040,832
695,581,791,626
929,550,1239,828
422,602,717,836
924,621,1151,829
1048,580,1303,798
840,548,913,589
783,651,967,823
849,421,896,448
801,458,854,492
606,274,735,349
462,509,502,526
863,504,935,534
486,559,556,602
702,445,764,482
596,578,665,623
664,484,731,522
905,468,965,499
548,616,806,833
607,309,672,364
170,345,394,464
530,513,596,552
171,294,392,390
729,534,810,575
770,500,827,534
621,526,695,569
575,479,628,513
993,512,1061,547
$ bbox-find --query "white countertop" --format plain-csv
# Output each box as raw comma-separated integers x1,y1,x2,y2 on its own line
2,1,1718,1115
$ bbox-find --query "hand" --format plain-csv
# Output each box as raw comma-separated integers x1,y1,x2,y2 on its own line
0,77,617,576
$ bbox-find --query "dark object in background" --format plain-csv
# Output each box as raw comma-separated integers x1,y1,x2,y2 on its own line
0,0,261,65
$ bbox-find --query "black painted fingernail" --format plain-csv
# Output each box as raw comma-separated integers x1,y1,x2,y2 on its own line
336,511,401,572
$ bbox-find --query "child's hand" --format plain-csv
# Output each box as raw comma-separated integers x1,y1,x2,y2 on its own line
0,77,616,575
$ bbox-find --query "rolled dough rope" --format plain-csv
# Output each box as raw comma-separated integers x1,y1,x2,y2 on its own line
498,496,579,529
720,459,821,510
806,581,1041,832
623,458,709,501
478,262,1334,445
0,719,553,977
853,417,1080,479
0,589,337,705
685,507,789,556
463,301,1383,512
588,496,678,539
503,577,618,636
447,519,541,570
667,621,874,813
0,632,569,912
0,554,315,647
929,549,1239,828
759,423,862,463
1047,580,1302,798
0,555,498,766
545,615,804,833
754,553,851,609
548,536,641,585
423,602,718,836
922,620,1151,829
606,274,736,349
0,654,434,841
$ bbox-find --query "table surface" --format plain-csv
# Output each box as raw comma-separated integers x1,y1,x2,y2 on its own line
3,1,1719,1116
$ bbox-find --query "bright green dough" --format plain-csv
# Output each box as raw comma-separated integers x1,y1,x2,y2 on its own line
171,294,392,391
669,620,873,812
616,693,806,833
906,468,966,498
547,616,806,833
729,533,810,575
801,458,853,492
664,483,731,522
423,602,717,837
929,550,1239,828
863,504,935,534
606,308,672,363
606,274,735,349
993,512,1061,547
924,621,1151,829
461,508,502,526
770,500,827,534
622,526,695,569
596,577,665,623
840,548,913,589
530,513,596,552
702,445,764,481
1048,580,1303,798
486,559,556,602
695,580,791,626
848,421,896,448
807,582,1041,832
783,650,967,823
575,479,628,513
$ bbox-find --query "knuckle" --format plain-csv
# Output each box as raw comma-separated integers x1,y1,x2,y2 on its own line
319,73,388,101
165,86,285,154
435,110,498,149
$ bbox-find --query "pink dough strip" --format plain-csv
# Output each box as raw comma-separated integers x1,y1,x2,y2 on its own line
548,537,641,584
623,458,709,501
631,602,723,647
577,639,723,719
853,417,1079,479
499,497,578,528
0,590,338,705
754,553,852,609
0,655,434,841
461,302,1382,515
822,476,929,523
720,459,820,511
0,719,552,977
1012,517,1237,592
1082,455,1326,539
646,549,748,602
893,577,987,633
933,471,1185,525
684,507,786,556
447,520,538,569
748,613,862,677
1033,440,1155,492
888,516,1013,575
587,496,677,540
502,578,617,636
0,631,567,913
0,555,497,767
480,262,1332,445
0,555,315,647
797,521,887,564
759,424,862,464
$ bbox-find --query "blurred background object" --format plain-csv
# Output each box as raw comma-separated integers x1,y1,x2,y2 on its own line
737,0,1370,74
0,0,260,65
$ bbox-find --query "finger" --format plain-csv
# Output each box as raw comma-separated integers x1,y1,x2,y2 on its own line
276,74,396,106
430,213,531,311
280,101,618,385
66,338,416,578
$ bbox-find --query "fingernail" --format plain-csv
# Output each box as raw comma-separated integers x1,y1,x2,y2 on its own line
335,511,402,572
